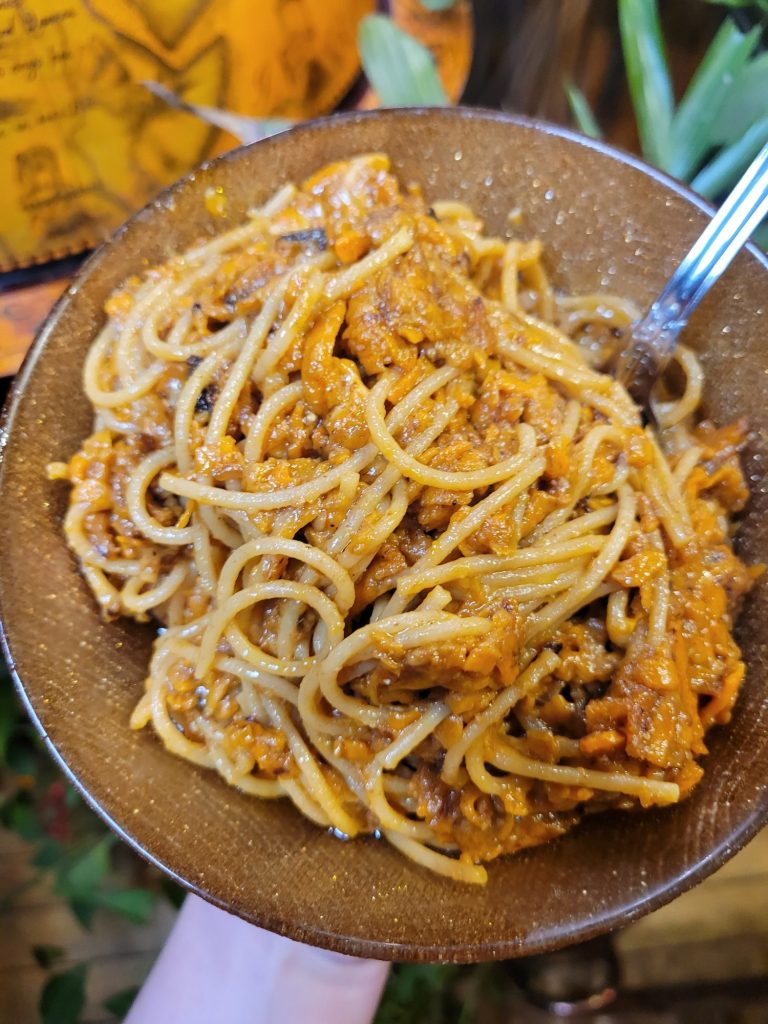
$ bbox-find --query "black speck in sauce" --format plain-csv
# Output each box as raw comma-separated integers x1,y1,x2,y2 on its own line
195,384,218,413
277,227,328,251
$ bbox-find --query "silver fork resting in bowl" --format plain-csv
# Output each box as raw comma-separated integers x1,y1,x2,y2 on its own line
616,143,768,411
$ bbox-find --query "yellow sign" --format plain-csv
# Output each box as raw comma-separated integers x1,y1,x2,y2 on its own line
0,0,374,270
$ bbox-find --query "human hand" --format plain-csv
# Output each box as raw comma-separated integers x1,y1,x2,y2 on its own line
126,893,390,1024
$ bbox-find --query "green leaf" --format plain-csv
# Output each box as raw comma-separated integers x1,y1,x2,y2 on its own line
0,669,20,763
691,116,768,198
68,895,96,930
753,222,768,253
358,15,448,108
419,0,457,8
618,0,675,170
668,19,761,179
103,985,140,1018
5,800,43,841
160,875,186,910
55,836,114,928
32,944,66,969
64,783,81,811
565,81,603,139
32,838,65,869
58,836,114,896
710,51,768,145
143,81,291,146
6,737,40,779
40,964,87,1024
92,887,155,924
376,964,460,1023
704,0,768,9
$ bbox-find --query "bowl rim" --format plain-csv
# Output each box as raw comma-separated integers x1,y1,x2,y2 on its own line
1,106,767,962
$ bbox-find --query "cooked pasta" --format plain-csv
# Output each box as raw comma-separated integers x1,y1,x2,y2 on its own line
49,155,755,884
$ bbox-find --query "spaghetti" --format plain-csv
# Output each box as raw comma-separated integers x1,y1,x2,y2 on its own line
50,155,755,884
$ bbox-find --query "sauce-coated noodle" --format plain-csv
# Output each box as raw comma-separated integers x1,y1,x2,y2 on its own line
50,155,755,883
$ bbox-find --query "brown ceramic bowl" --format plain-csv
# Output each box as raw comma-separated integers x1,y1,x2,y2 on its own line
1,109,767,962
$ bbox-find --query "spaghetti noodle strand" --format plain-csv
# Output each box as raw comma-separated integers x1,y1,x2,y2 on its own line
52,153,753,885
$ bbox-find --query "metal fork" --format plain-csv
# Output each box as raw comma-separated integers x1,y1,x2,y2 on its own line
616,143,768,410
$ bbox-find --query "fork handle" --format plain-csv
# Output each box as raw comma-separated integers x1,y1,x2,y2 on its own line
652,142,768,337
617,143,768,401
